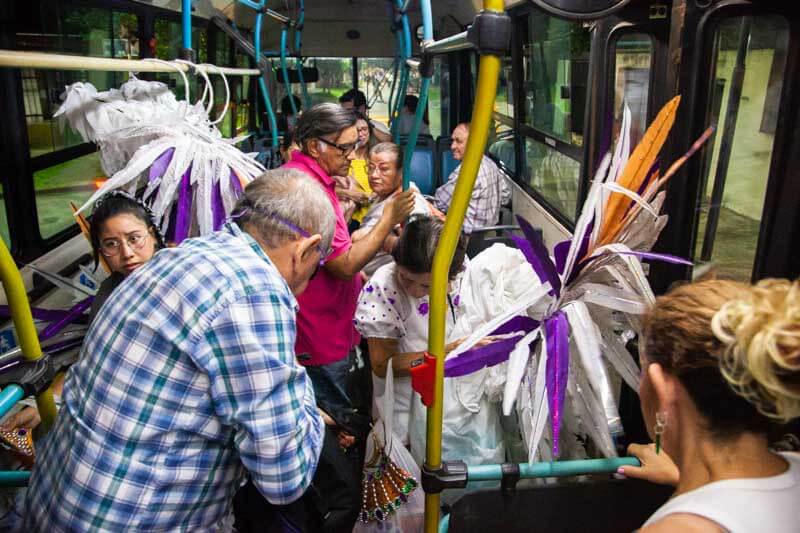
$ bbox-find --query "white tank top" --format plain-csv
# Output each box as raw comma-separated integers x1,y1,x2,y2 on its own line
644,452,800,532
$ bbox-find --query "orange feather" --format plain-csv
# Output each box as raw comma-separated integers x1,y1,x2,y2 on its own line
597,95,681,244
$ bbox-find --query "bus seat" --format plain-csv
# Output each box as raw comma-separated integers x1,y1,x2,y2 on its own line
466,225,524,258
447,478,672,532
399,135,436,196
489,138,516,173
399,133,435,147
409,147,436,196
436,135,459,185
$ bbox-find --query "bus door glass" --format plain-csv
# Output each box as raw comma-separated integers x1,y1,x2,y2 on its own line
359,58,395,126
488,56,516,173
306,57,354,107
358,56,446,138
693,14,789,281
611,33,653,147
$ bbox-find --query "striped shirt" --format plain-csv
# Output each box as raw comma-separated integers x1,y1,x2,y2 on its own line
434,155,512,234
24,222,324,532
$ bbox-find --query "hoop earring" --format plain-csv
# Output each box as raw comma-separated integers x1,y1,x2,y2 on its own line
654,412,667,454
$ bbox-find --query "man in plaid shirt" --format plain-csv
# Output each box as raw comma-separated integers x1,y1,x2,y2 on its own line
24,169,336,531
434,123,512,234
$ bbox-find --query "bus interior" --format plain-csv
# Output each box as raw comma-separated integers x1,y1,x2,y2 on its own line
0,0,798,531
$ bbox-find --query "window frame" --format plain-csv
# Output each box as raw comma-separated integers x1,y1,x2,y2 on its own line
508,5,591,228
1,0,234,259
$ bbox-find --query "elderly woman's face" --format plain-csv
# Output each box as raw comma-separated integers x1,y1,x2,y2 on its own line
368,151,401,199
396,266,431,299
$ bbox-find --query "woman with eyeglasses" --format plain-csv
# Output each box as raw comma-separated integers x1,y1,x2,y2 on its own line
351,141,442,277
88,190,166,323
282,102,415,434
0,191,165,434
333,111,374,227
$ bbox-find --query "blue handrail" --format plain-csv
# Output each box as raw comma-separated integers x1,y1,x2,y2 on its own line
181,0,192,52
390,0,412,142
294,0,310,108
0,385,24,420
400,0,434,189
0,471,30,488
387,31,402,118
237,0,264,10
279,27,298,116
253,9,279,150
436,457,642,532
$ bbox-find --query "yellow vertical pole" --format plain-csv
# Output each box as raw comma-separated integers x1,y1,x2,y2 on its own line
0,238,57,431
423,1,505,530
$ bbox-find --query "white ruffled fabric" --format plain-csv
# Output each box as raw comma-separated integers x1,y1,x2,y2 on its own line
54,75,263,240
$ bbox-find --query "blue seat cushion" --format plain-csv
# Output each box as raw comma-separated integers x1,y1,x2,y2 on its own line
409,147,435,196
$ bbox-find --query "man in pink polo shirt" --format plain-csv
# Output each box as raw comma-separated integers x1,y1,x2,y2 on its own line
283,103,415,428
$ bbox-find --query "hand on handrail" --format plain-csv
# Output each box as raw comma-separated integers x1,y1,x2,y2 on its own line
617,443,680,486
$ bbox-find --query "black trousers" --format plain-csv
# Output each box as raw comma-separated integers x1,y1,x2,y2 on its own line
234,345,373,533
233,427,361,533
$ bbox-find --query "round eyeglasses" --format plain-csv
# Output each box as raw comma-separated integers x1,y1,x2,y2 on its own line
99,231,151,257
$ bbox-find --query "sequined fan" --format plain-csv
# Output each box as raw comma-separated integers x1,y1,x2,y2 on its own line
358,433,418,523
0,427,35,467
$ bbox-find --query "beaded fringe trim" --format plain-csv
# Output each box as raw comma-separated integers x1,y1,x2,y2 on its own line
358,452,418,523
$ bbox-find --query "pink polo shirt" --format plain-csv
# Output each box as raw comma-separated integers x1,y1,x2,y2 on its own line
283,151,363,366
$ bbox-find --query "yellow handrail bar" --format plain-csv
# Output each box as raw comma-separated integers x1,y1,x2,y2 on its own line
424,0,505,530
0,239,57,431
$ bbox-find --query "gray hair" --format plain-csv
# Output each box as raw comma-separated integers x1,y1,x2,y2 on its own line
233,168,335,252
294,102,357,151
369,141,402,166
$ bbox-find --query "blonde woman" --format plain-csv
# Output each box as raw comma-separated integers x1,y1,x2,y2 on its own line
620,279,800,532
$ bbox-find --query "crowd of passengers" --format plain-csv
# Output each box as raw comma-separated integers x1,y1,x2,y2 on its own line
0,94,797,532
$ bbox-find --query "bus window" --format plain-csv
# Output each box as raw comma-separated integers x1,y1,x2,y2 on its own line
489,55,515,173
14,3,139,239
16,6,139,156
154,20,208,100
489,125,516,174
212,30,233,137
495,56,515,119
694,14,789,281
525,138,580,216
233,51,251,137
359,58,394,126
521,11,589,221
524,12,589,146
306,57,354,107
35,152,104,239
611,33,652,147
405,57,445,138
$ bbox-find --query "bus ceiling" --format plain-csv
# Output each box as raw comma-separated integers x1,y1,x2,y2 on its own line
132,0,646,59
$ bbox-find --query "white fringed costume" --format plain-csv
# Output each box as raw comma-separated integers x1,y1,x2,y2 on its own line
55,74,264,242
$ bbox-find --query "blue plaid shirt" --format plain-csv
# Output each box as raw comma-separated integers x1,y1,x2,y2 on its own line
24,223,324,532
